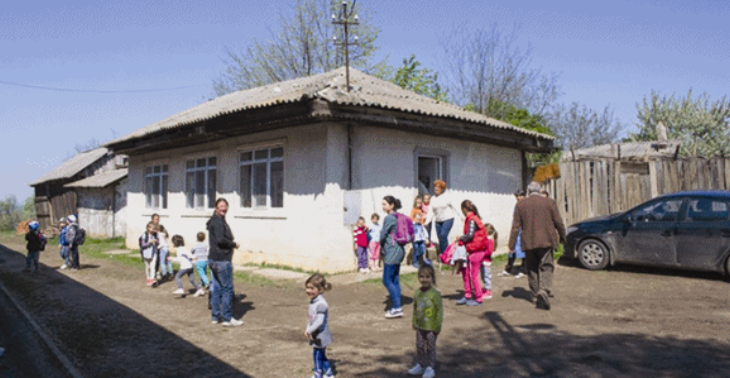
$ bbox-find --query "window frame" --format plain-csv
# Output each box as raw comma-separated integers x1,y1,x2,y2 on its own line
238,144,285,209
184,156,218,209
143,163,169,209
414,147,450,196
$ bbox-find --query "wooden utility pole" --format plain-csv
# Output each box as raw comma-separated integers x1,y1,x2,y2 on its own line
332,1,359,92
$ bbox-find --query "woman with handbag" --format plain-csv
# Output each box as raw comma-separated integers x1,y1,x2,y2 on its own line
455,200,488,306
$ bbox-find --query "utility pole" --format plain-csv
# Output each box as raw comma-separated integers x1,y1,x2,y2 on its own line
332,1,359,92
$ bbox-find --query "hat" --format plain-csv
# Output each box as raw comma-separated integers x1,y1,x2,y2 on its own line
28,221,39,231
67,215,77,223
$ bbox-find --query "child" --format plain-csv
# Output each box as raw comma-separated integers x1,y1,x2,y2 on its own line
139,222,159,287
168,235,204,297
192,232,210,288
411,196,424,224
422,194,432,241
58,218,70,269
481,223,498,300
353,217,369,273
499,190,527,278
305,274,334,378
24,221,44,273
368,213,382,272
157,225,174,281
412,212,430,268
408,264,442,378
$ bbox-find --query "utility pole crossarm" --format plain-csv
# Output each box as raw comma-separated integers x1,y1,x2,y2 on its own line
331,1,360,92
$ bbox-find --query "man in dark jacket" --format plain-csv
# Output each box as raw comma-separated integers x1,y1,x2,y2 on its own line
508,182,566,310
207,198,243,326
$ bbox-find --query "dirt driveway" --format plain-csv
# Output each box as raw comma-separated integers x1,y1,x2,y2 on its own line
1,235,729,378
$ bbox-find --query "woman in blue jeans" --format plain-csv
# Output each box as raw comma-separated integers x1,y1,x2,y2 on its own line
428,180,461,256
380,195,406,319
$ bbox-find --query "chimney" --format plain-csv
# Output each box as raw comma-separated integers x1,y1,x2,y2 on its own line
656,121,668,142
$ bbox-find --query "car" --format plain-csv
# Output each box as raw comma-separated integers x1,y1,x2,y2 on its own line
564,191,730,275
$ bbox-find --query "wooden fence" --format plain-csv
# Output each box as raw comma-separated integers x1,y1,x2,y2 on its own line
546,157,730,226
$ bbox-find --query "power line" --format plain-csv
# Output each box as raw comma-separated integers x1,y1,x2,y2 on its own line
0,80,205,93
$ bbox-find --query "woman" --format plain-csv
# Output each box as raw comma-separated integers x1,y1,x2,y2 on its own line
379,195,406,319
207,198,243,327
456,200,488,306
428,180,461,255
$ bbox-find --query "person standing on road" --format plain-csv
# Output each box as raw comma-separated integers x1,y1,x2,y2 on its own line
508,182,566,310
207,198,243,326
65,215,81,270
58,218,71,269
427,181,461,257
380,195,406,319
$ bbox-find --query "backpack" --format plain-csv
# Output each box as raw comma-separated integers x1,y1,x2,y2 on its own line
39,233,47,251
393,213,415,245
73,226,86,245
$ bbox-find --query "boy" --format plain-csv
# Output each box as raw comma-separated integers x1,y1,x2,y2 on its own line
25,221,44,273
353,217,369,273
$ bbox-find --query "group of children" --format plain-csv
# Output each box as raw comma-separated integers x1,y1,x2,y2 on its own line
138,214,210,297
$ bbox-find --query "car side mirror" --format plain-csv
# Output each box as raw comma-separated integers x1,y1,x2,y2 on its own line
623,215,633,224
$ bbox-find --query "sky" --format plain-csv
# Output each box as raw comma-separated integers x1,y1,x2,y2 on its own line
2,0,729,202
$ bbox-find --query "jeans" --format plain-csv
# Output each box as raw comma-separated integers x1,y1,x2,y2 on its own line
209,260,234,322
382,263,401,309
313,347,333,377
69,246,80,269
175,268,200,290
59,246,69,264
435,218,454,255
195,260,210,287
159,248,173,276
26,251,40,271
412,241,427,268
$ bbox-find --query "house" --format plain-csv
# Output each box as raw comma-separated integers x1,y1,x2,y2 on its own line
106,67,554,272
30,147,128,237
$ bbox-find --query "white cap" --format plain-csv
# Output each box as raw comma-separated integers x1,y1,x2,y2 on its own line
67,215,77,223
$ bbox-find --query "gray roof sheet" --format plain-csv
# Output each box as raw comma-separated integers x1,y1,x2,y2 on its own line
64,169,128,189
30,147,109,186
565,140,681,161
108,67,553,146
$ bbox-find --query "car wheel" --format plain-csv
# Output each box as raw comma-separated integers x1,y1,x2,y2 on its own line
578,239,610,271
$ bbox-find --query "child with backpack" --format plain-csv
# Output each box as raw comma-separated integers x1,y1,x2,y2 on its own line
192,232,210,288
24,221,46,273
380,195,414,319
368,213,382,272
408,264,442,378
353,217,370,273
58,218,70,269
305,274,334,378
64,215,84,270
168,235,205,297
139,222,159,287
157,225,174,281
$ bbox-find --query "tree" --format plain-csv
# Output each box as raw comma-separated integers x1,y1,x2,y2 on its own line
213,0,389,96
483,99,552,135
441,25,560,120
390,55,448,102
0,195,21,231
549,102,622,150
630,89,730,156
22,196,36,221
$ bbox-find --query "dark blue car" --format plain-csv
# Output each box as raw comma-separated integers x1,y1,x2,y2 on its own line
565,191,730,275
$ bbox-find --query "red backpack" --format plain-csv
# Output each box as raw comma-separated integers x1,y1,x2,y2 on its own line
393,213,415,245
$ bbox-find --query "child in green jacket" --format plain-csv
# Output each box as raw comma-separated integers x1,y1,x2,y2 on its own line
409,265,443,378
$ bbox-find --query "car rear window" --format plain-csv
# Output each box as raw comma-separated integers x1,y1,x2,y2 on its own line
686,199,730,221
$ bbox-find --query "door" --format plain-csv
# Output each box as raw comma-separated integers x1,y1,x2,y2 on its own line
618,197,683,266
417,156,442,196
675,197,730,271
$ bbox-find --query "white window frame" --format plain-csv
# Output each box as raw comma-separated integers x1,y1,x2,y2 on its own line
239,145,284,209
414,148,449,196
185,156,217,209
144,164,169,209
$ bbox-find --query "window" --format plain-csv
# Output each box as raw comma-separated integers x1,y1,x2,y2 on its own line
144,165,168,209
686,199,729,222
185,157,217,209
630,198,682,222
240,147,284,208
417,155,445,196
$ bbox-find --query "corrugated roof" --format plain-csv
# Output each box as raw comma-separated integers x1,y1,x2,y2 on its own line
64,169,128,189
565,140,681,161
107,67,553,147
30,147,110,186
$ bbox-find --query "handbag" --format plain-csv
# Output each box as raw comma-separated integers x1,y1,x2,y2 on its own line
450,244,468,268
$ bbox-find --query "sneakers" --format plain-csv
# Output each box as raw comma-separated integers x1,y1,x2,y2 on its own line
146,279,153,287
514,272,526,279
222,318,244,327
173,288,185,295
193,289,205,297
211,319,220,325
482,290,493,300
422,366,436,378
408,363,424,376
359,268,370,274
497,270,511,277
466,299,482,306
60,264,68,270
455,297,468,305
384,308,404,319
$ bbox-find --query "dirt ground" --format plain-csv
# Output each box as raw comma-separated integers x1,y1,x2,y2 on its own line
1,235,730,378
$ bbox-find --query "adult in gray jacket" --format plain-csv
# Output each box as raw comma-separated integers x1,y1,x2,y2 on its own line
207,198,243,326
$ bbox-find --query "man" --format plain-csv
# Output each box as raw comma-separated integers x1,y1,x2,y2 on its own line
207,198,243,326
508,182,566,310
64,215,81,270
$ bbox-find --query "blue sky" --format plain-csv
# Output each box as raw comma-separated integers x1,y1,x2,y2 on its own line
2,0,729,201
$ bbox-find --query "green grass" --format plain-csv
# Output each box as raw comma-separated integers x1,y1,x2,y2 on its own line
233,271,281,288
243,262,329,277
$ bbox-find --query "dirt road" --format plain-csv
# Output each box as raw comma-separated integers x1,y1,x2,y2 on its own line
1,235,729,377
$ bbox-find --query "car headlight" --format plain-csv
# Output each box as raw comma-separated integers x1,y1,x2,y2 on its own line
566,226,579,235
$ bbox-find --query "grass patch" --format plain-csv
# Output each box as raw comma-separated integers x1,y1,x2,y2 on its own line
243,262,329,277
363,272,419,287
233,271,280,288
74,237,144,268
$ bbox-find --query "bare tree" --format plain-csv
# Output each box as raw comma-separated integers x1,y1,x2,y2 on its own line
549,102,622,149
213,0,389,96
441,25,560,120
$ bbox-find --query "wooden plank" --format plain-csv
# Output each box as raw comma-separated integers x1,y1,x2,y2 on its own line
614,160,622,213
726,158,730,190
717,158,726,191
599,160,609,216
649,160,659,198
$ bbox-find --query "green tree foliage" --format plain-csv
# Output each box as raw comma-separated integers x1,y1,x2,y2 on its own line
213,0,389,96
22,196,36,221
0,195,21,231
484,99,552,135
630,89,730,156
390,55,448,102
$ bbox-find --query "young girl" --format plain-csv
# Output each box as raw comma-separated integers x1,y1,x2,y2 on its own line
408,264,442,378
192,232,210,288
305,274,334,378
368,213,382,272
456,200,488,306
422,194,432,242
168,235,204,297
412,212,429,268
139,222,159,287
380,195,406,319
353,217,370,273
411,196,424,224
481,223,498,300
157,225,174,281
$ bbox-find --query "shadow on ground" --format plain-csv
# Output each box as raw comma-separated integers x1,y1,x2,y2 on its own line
0,244,253,378
557,256,728,282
